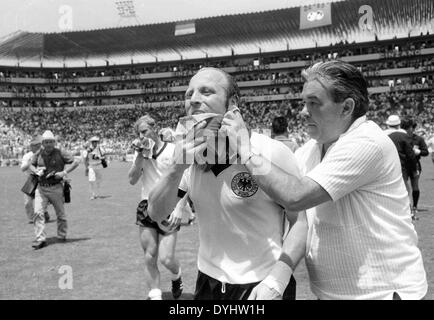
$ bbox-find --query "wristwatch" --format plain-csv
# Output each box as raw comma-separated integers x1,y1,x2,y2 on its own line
246,146,262,166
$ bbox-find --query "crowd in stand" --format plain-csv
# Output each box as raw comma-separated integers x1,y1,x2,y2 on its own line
2,56,434,112
2,54,434,93
0,104,186,162
2,73,432,110
0,71,305,96
1,60,433,97
1,36,434,163
368,91,434,137
1,90,434,163
261,37,433,65
0,78,190,94
0,35,432,81
0,122,28,162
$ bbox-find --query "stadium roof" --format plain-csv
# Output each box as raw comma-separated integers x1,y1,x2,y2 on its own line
0,0,433,68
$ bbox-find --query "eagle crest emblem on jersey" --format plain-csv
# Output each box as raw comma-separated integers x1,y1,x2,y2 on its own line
231,172,258,197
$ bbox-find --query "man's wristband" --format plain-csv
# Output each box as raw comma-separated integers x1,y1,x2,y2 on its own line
262,261,293,295
279,252,296,270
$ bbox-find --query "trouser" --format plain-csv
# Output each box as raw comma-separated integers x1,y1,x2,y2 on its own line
24,194,34,221
33,184,67,242
194,270,296,300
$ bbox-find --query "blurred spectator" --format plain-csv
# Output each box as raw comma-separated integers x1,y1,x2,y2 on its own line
270,116,299,153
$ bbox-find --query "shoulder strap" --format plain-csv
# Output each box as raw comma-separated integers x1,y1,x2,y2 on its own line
152,142,168,160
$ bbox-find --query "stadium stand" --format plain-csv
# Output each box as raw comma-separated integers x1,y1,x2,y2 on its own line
1,0,434,164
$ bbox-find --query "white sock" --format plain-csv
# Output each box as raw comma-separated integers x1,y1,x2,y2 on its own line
170,267,182,281
148,288,162,300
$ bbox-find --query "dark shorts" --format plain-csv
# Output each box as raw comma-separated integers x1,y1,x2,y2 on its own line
402,169,419,182
135,199,180,235
402,169,409,182
194,270,296,300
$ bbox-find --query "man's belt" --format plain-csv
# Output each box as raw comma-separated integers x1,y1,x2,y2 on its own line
39,182,61,187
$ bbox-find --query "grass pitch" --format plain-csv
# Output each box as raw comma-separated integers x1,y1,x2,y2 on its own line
1,158,433,300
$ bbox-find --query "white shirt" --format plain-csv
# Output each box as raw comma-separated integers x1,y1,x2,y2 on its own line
180,132,301,284
295,116,427,300
83,146,104,168
21,151,33,175
134,142,175,200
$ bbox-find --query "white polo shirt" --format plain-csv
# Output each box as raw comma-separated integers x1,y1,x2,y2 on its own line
180,132,301,284
295,116,427,300
134,142,175,200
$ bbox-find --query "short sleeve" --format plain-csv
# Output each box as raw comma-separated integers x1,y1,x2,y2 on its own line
21,153,31,166
31,153,39,166
179,166,191,193
60,149,74,164
306,137,383,201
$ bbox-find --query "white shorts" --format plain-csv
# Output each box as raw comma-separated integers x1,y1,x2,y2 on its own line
88,167,102,182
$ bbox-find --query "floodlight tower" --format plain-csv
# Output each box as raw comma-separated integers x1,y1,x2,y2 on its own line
115,0,142,27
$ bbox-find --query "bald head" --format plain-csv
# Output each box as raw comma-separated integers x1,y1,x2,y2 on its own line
185,67,240,116
196,67,240,106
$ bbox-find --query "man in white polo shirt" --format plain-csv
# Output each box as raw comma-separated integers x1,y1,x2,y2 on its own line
223,60,427,299
148,68,301,300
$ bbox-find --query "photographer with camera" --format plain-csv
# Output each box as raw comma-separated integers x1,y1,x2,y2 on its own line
29,130,79,250
83,136,107,200
20,135,51,224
